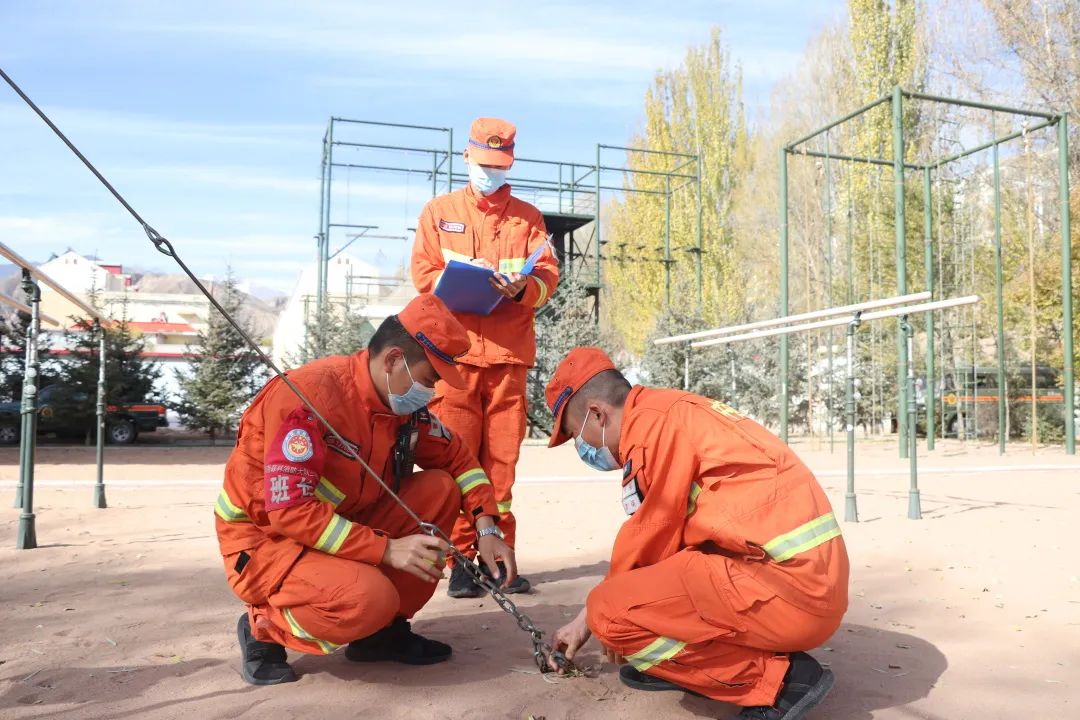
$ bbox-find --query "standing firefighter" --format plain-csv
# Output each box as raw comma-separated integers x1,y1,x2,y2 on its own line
215,294,517,685
411,117,559,598
545,348,848,720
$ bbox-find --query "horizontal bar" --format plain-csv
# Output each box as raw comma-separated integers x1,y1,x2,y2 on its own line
511,156,595,170
331,162,434,176
328,223,378,229
598,144,697,158
598,164,697,180
691,295,979,348
0,241,101,319
331,118,451,132
0,292,61,326
786,93,893,150
656,291,932,345
933,117,1058,167
901,91,1057,121
791,148,924,171
332,140,447,155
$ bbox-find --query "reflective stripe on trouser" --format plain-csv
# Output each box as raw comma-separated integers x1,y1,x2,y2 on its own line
215,488,249,522
762,512,842,563
432,363,527,555
586,549,843,706
246,470,460,655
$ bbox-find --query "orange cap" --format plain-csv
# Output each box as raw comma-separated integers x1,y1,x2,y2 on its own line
396,293,471,389
545,347,617,447
466,117,516,168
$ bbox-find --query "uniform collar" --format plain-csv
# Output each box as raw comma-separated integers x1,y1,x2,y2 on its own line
617,385,646,466
352,349,394,415
464,182,512,213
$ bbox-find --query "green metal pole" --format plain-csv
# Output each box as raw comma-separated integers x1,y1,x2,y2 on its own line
993,128,1007,455
94,324,106,509
923,167,936,451
903,315,922,519
17,270,39,549
12,306,30,509
595,144,602,320
431,151,437,197
893,86,909,458
845,314,861,522
779,147,790,443
696,152,704,310
448,128,454,193
847,155,854,304
1059,115,1076,454
664,174,672,305
826,135,835,453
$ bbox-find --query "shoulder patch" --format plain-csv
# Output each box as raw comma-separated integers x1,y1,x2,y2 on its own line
282,428,314,462
439,219,466,233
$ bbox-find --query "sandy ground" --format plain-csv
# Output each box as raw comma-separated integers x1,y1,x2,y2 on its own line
1,438,1079,719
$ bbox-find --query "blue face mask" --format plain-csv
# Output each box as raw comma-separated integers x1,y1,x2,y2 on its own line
386,355,435,416
468,162,508,195
574,412,619,472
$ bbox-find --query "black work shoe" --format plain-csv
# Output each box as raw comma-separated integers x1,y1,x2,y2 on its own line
619,665,704,696
237,613,297,685
737,652,834,720
344,617,452,665
447,562,484,598
482,561,531,594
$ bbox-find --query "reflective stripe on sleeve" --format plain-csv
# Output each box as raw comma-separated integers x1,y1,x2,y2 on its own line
313,513,353,555
625,636,687,672
532,276,548,307
762,512,842,563
282,608,342,655
686,482,702,516
455,468,491,495
314,477,346,507
215,488,249,522
496,500,512,514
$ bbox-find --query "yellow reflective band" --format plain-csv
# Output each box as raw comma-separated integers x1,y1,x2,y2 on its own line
441,248,473,264
499,257,526,273
532,276,548,307
762,512,842,563
455,468,491,495
315,477,346,507
282,608,341,655
314,513,353,555
626,636,687,672
686,483,702,515
496,500,513,514
214,489,249,522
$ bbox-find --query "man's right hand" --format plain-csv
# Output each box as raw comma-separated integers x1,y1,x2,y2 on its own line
382,534,449,583
547,607,591,674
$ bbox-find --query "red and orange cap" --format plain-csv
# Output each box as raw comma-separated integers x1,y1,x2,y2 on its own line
544,347,617,447
465,117,515,168
396,293,470,389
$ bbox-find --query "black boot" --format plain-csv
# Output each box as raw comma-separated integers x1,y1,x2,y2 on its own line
447,562,484,598
483,560,531,594
619,665,704,696
237,613,297,685
344,617,452,665
738,652,835,720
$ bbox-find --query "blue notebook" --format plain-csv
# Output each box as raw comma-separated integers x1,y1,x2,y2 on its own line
434,243,547,316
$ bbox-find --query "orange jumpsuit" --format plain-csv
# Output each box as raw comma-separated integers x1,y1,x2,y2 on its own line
411,183,559,554
215,350,498,655
586,387,849,706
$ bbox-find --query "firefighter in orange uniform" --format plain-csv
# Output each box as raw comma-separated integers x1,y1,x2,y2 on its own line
411,117,559,598
544,348,848,720
215,293,517,685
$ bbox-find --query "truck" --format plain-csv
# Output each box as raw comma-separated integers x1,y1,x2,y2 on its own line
0,384,167,445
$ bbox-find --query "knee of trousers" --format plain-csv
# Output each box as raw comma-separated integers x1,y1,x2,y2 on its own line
313,566,401,644
585,576,635,647
411,469,460,527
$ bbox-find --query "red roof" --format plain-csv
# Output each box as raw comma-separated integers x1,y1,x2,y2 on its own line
129,321,196,334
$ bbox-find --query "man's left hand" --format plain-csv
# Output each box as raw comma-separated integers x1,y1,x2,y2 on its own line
490,272,529,300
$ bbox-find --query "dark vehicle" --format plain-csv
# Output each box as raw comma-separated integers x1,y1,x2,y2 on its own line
0,385,166,445
941,366,1066,439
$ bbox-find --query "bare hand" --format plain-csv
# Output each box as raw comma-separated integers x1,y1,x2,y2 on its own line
547,609,591,674
469,258,496,271
489,271,529,299
382,534,448,583
476,533,518,588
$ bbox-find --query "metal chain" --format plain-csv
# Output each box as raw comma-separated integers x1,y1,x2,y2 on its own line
0,67,573,676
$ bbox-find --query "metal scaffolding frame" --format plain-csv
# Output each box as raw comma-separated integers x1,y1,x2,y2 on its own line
313,118,702,351
779,86,1074,455
0,241,107,550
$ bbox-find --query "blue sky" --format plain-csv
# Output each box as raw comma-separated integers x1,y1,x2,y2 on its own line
0,0,844,294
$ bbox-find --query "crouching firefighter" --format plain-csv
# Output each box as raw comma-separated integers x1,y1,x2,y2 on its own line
214,293,517,685
544,348,848,720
